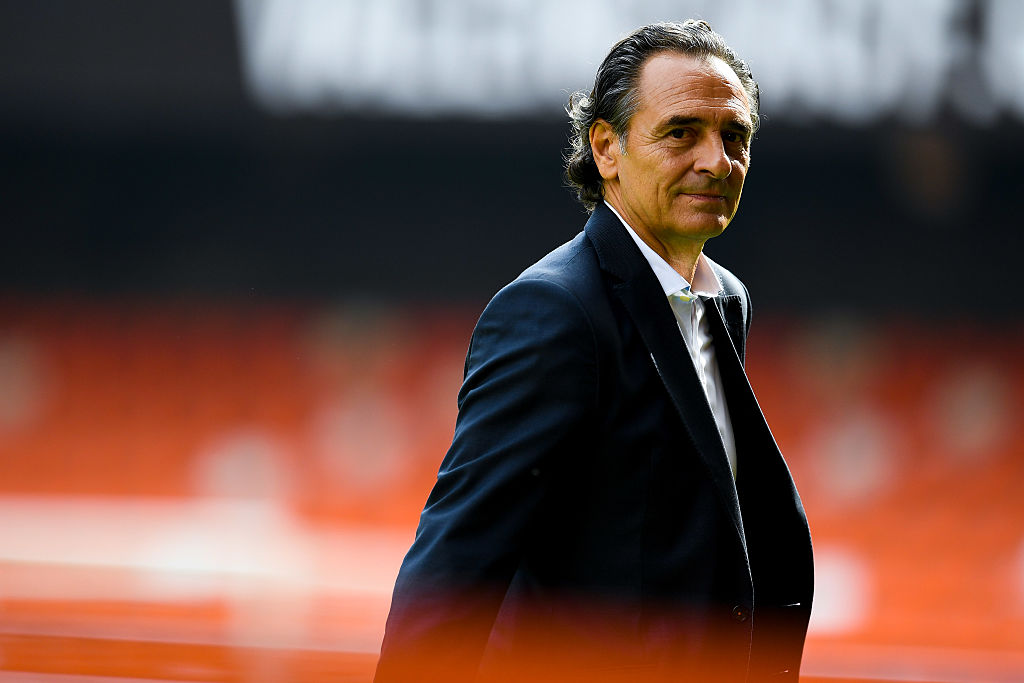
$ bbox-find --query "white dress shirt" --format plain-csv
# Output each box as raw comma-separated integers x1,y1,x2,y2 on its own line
604,201,737,478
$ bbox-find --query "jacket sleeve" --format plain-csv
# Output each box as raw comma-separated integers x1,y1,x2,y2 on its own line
374,277,598,682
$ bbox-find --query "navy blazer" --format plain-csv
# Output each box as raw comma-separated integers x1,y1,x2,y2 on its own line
376,204,813,682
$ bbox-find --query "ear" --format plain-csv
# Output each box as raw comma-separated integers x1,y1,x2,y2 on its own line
589,119,620,181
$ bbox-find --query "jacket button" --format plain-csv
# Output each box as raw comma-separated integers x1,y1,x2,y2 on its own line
731,605,750,623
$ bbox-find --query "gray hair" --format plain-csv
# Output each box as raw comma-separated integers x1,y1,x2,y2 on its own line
565,20,760,211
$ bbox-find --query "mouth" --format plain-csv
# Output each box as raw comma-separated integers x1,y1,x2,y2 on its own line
682,192,728,202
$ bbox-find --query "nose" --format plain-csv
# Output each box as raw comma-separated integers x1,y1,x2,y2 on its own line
694,134,732,180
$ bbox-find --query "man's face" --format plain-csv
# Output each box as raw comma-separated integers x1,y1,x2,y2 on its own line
595,52,753,253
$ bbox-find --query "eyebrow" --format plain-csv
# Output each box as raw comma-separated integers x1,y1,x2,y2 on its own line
661,115,752,140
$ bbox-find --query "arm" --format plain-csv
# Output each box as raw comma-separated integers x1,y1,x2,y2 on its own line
375,277,598,682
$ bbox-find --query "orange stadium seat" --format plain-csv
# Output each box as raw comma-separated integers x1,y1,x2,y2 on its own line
0,300,1022,681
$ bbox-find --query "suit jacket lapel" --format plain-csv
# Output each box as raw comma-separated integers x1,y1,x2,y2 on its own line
704,295,788,483
714,294,747,365
584,206,746,551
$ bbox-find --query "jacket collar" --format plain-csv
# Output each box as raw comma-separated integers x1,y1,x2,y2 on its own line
584,204,748,361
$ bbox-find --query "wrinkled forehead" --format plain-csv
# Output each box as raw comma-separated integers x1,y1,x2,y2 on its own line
635,52,752,121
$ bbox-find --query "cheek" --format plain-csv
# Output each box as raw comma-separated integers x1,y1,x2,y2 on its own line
729,163,748,188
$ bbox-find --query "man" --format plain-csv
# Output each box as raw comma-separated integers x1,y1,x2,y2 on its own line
375,20,813,683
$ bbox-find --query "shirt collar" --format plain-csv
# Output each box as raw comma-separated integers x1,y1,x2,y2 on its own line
603,200,723,298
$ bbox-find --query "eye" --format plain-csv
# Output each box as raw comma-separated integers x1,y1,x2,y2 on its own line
668,128,690,139
722,131,749,147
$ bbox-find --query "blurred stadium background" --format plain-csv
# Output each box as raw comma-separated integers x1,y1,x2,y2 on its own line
1,1,1022,681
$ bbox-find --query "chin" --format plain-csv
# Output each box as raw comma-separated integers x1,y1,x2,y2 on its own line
675,219,728,240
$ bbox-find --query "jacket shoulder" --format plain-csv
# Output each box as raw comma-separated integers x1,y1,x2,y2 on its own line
513,230,599,291
477,231,604,319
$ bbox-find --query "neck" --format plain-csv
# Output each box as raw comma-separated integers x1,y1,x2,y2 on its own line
660,243,703,285
603,198,705,284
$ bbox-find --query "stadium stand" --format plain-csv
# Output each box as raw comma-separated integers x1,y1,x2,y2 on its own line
0,300,1022,681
